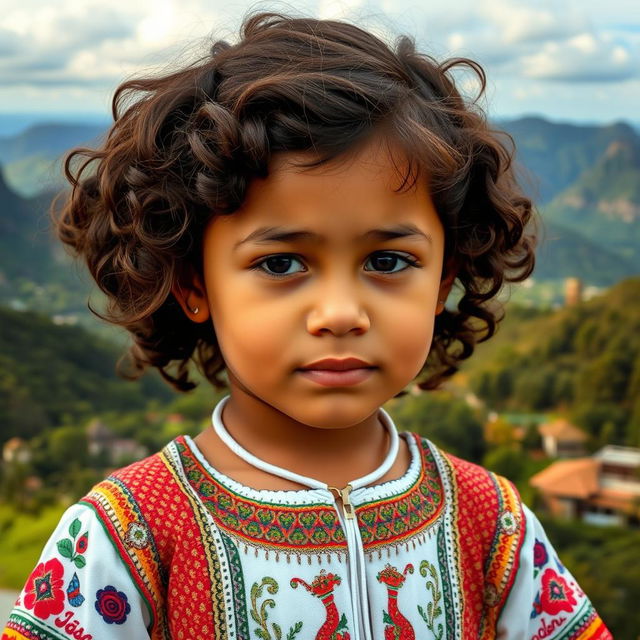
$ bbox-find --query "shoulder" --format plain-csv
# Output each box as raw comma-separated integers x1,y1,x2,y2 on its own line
82,437,185,504
409,432,522,511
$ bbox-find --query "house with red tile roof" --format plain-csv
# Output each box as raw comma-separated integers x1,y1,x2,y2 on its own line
530,445,640,527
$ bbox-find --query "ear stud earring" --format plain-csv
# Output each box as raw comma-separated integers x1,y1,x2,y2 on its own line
188,303,200,315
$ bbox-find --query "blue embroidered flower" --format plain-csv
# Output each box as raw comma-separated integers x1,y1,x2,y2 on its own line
95,585,130,624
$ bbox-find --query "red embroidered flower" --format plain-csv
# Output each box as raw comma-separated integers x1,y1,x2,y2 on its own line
23,558,65,619
75,533,89,554
533,539,548,568
95,585,131,624
539,568,577,614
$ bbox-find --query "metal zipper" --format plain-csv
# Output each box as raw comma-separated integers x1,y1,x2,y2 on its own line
328,484,372,640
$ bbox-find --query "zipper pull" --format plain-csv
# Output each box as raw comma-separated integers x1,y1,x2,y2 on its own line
328,484,356,520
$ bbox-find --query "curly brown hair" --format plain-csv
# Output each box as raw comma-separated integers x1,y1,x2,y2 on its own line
52,11,538,394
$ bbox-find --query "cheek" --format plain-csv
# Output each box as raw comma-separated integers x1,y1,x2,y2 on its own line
382,295,438,372
212,298,294,374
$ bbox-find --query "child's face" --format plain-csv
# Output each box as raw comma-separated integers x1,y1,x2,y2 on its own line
181,135,453,429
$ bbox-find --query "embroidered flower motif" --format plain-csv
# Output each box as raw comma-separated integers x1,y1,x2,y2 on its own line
75,533,88,554
124,522,149,549
499,509,518,535
23,558,65,619
95,586,131,624
539,568,577,614
533,539,548,568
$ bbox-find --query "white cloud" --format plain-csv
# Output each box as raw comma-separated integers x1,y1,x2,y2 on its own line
522,32,639,82
0,0,638,121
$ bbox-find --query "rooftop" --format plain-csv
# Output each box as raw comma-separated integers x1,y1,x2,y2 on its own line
538,418,588,442
530,458,600,499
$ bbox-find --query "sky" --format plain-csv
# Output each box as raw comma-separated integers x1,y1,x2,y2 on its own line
0,0,639,126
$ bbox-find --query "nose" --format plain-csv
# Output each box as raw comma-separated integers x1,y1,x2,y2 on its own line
306,274,371,336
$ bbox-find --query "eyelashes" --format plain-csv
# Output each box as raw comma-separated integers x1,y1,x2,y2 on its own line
249,251,422,280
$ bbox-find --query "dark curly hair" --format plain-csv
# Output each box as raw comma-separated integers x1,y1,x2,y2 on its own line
52,11,538,394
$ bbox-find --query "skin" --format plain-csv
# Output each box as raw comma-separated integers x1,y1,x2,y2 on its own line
172,134,456,491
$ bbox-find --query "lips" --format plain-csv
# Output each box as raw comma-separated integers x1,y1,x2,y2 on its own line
298,357,374,371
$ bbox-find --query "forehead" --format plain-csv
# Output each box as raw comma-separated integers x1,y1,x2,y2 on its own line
207,135,442,246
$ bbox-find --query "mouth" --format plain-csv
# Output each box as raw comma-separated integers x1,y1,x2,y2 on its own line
298,357,374,371
297,367,376,387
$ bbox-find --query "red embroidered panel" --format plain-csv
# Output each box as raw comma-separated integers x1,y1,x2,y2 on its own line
441,452,525,639
175,434,444,555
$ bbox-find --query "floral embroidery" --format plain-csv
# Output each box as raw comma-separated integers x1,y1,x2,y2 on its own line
66,572,85,607
540,569,577,614
291,571,350,640
249,577,303,640
531,568,577,617
75,533,88,554
417,560,444,640
377,564,416,640
124,521,150,550
533,540,548,569
56,518,88,569
499,509,518,535
23,558,65,619
95,585,131,624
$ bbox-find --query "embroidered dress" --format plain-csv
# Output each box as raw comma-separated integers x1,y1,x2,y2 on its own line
3,396,612,640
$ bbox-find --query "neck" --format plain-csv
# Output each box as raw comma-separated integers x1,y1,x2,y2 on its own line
214,387,390,487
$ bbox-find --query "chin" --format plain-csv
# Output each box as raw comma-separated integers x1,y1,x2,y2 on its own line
282,398,386,428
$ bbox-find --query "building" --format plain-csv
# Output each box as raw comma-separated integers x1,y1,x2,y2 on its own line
564,277,583,306
86,419,148,464
530,445,640,527
538,418,588,458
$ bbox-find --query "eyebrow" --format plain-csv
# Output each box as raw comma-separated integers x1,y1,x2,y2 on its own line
234,223,433,250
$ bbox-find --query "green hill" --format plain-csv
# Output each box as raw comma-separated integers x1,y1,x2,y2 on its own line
498,116,637,204
462,276,640,447
544,139,640,268
0,305,173,443
533,219,637,286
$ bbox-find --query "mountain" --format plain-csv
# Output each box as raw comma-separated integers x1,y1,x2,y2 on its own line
0,123,106,165
497,116,638,204
0,305,173,442
543,137,640,269
533,220,637,286
0,168,92,320
0,122,106,197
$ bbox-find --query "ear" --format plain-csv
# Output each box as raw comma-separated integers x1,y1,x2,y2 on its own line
436,255,458,315
171,271,211,324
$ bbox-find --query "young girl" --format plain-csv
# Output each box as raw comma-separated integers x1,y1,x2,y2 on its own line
3,12,611,640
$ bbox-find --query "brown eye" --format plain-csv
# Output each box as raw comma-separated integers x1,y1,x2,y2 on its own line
251,254,306,279
364,252,420,274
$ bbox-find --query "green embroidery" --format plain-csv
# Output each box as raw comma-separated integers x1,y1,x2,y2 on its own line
220,532,250,639
417,560,444,640
287,621,303,640
56,518,88,569
250,576,303,640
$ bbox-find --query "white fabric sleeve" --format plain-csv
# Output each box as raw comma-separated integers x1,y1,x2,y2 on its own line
496,503,611,640
2,502,151,640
